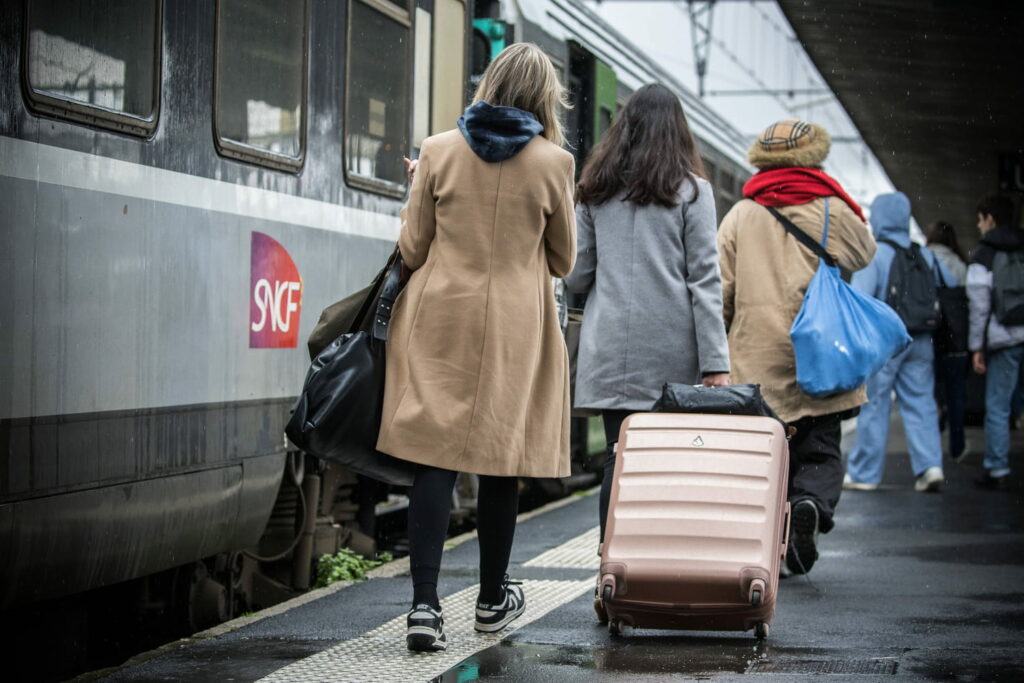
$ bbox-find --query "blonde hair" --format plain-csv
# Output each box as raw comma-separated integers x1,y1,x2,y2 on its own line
472,43,570,148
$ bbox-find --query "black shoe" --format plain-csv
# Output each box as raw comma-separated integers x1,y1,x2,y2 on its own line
786,500,820,575
474,577,526,633
406,604,447,652
975,471,1010,491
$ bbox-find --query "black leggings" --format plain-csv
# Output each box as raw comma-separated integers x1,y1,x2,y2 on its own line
408,464,519,609
598,410,632,544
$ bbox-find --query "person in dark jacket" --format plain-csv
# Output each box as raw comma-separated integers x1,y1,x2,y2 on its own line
967,195,1024,490
925,221,970,462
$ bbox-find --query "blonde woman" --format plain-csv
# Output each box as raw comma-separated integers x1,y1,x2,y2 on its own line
376,43,575,652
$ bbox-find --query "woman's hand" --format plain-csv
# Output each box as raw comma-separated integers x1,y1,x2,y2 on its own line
973,351,986,375
702,373,731,387
404,156,419,185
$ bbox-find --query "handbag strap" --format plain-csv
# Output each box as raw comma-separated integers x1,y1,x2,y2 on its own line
349,247,400,335
766,201,837,267
372,254,405,342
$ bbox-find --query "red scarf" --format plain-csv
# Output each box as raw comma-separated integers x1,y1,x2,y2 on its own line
742,168,865,222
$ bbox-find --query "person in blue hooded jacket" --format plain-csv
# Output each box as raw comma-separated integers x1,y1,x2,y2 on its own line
845,192,953,492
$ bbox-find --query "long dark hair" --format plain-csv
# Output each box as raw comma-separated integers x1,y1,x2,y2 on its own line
576,83,705,208
924,220,965,262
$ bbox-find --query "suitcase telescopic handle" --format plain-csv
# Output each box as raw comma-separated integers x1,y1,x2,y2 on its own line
781,502,792,560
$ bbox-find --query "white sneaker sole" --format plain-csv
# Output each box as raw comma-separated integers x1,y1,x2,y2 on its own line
842,481,879,491
406,626,447,651
474,603,526,633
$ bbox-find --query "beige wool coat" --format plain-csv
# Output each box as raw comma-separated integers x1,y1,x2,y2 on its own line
376,130,577,477
717,197,876,423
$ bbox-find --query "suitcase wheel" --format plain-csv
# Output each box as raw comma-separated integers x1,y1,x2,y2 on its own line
609,618,628,636
754,621,770,640
751,588,762,607
602,584,613,602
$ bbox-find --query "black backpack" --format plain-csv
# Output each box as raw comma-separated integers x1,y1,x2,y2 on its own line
879,239,940,334
992,248,1024,326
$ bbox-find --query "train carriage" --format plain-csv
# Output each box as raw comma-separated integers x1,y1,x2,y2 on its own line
0,0,751,635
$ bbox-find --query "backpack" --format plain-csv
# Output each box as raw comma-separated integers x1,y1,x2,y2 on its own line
992,249,1024,326
879,239,940,334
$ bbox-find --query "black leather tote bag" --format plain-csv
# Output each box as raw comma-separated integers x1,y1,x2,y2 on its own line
934,266,969,355
285,254,415,486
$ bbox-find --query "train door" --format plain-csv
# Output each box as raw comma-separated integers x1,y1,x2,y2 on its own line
413,0,469,149
564,45,618,471
565,43,617,175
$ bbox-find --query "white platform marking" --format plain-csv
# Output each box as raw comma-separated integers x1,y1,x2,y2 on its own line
258,579,590,683
258,525,602,683
523,525,601,569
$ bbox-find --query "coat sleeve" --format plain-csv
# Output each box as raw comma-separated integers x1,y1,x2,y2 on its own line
398,142,437,270
829,203,876,274
851,251,883,299
966,261,992,352
544,156,577,278
683,179,730,374
563,202,595,293
717,204,738,331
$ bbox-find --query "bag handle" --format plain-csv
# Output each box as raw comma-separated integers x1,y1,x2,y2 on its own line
765,204,837,267
348,247,400,335
372,253,405,342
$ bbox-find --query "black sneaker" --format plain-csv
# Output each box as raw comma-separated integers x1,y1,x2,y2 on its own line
786,499,820,575
406,604,447,652
474,577,526,633
975,471,1009,491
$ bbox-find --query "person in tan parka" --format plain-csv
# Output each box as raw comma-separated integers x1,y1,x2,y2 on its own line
717,119,875,577
376,44,575,652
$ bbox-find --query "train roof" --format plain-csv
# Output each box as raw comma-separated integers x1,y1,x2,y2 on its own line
515,0,753,170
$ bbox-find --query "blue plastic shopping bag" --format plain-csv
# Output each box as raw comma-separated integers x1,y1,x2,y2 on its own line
788,200,911,397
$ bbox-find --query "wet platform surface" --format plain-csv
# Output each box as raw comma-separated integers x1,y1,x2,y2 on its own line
88,424,1023,681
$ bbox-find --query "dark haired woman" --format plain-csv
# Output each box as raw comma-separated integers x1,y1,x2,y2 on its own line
925,221,967,285
564,83,731,544
925,221,969,462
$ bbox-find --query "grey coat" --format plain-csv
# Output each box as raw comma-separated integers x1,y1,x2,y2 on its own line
564,176,730,411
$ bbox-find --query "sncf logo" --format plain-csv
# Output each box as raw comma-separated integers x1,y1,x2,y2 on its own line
250,232,302,348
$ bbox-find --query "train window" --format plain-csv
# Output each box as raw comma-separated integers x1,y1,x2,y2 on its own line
24,0,160,136
345,0,412,196
214,0,308,170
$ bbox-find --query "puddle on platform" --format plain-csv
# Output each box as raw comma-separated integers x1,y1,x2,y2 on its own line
433,640,910,681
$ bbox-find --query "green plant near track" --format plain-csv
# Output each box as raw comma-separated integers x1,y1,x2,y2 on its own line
315,548,393,587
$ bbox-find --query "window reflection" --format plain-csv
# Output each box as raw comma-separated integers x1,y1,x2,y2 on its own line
216,0,306,162
346,0,411,191
27,0,158,120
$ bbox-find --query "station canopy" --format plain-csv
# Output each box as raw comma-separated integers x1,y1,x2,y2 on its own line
777,0,1024,248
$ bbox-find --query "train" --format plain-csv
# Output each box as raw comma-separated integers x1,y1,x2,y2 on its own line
0,0,751,636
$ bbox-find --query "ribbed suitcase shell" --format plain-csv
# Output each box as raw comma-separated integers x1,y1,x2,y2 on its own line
599,413,790,635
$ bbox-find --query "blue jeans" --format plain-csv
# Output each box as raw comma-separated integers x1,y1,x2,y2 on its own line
984,344,1024,476
848,335,943,484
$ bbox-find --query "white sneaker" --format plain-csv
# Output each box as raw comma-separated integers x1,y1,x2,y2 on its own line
843,472,879,491
914,466,944,493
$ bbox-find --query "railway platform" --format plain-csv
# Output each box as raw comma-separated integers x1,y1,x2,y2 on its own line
83,424,1023,682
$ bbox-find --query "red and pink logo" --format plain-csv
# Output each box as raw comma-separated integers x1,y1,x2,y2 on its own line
250,232,303,348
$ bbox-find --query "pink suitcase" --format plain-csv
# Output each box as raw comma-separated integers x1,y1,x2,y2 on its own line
598,413,790,639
